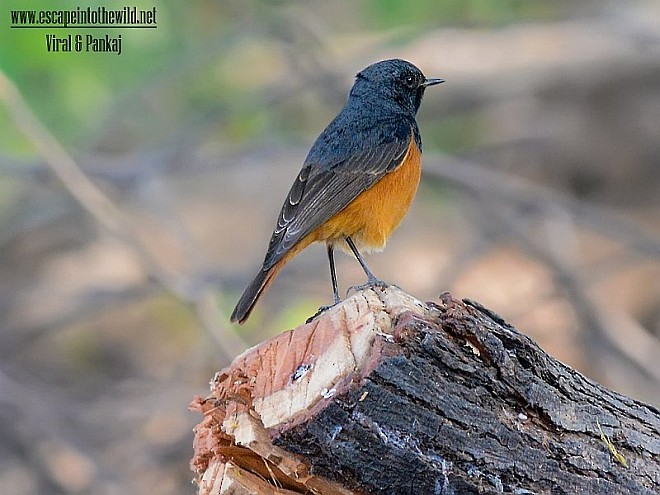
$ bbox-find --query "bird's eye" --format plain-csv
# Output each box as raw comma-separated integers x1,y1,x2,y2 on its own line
404,75,416,87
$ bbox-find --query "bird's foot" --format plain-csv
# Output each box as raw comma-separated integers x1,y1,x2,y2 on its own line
346,277,390,297
306,300,341,323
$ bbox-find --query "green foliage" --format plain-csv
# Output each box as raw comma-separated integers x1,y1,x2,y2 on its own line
0,0,565,154
365,0,559,29
1,0,179,146
1,0,569,157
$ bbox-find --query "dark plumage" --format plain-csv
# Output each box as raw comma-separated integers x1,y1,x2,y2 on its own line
231,59,443,323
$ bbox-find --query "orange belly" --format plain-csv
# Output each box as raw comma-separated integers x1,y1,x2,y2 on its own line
306,134,422,253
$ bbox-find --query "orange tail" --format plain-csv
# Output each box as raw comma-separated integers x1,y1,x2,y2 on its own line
229,259,285,324
230,237,314,324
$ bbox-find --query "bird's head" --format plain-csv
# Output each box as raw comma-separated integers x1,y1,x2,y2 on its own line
350,59,444,115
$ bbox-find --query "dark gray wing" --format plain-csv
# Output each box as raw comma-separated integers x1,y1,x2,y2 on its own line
262,135,411,270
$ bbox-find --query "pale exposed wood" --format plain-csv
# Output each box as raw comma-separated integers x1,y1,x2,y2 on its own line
191,287,424,494
190,286,660,494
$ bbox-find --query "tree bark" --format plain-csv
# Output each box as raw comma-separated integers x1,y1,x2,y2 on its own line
190,286,659,494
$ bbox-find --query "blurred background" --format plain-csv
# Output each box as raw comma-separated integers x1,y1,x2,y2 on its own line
1,0,659,493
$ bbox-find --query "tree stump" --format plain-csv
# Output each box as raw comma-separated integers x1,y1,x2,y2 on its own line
190,286,659,494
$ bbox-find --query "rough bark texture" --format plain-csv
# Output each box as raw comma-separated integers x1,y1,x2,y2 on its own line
190,287,659,495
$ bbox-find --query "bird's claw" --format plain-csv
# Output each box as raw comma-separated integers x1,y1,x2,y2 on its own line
306,302,340,323
346,278,390,297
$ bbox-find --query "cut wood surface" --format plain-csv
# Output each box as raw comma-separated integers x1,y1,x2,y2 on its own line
190,286,660,494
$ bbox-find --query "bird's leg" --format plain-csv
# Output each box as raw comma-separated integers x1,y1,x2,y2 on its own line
345,236,388,293
306,243,342,323
327,243,341,305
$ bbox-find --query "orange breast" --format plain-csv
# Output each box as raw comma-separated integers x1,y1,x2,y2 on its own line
308,134,422,253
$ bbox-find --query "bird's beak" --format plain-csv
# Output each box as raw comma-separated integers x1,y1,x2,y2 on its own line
421,78,445,87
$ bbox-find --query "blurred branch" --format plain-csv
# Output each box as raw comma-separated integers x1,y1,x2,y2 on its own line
0,70,245,361
424,153,660,385
424,153,660,257
0,74,126,236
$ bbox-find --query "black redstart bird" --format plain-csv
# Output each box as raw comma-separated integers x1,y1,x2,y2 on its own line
231,59,443,323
